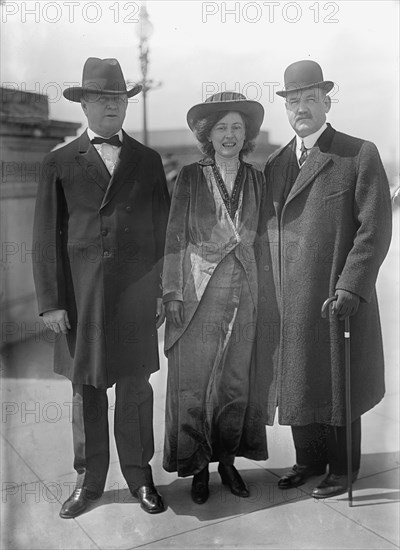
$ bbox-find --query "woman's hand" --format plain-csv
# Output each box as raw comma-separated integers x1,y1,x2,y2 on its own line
42,309,71,334
156,298,166,329
165,300,184,328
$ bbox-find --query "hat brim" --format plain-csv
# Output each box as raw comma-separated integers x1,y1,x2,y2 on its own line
187,99,264,132
276,80,334,97
63,84,142,102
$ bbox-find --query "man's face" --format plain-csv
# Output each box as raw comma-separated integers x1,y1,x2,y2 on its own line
81,93,128,137
285,87,331,138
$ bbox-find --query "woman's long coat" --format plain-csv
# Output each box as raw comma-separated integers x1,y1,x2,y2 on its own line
162,158,269,468
162,158,265,352
32,131,170,388
257,124,392,426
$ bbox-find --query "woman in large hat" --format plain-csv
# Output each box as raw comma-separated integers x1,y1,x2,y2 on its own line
162,92,268,504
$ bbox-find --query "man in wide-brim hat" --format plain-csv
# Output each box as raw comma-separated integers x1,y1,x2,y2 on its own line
63,56,143,102
32,57,170,518
258,59,392,498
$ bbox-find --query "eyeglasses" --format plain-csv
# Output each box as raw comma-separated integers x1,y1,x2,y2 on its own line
97,95,127,104
83,94,128,104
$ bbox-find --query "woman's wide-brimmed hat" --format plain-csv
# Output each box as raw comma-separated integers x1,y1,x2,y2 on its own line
63,57,142,102
276,60,334,97
187,91,264,132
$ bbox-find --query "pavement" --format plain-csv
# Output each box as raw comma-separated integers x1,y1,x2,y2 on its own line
1,207,399,550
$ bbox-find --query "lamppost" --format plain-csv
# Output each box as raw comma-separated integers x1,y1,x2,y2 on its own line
135,3,160,146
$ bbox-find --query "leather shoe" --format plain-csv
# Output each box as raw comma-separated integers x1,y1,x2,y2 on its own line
59,488,101,519
191,467,209,504
131,485,165,514
278,464,326,489
312,472,358,499
218,463,249,498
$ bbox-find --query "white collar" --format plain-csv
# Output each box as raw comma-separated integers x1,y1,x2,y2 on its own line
214,151,240,169
87,128,123,142
296,122,327,151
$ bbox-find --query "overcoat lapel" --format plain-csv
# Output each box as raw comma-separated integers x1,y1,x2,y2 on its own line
286,150,331,204
76,132,110,193
100,131,141,209
270,139,297,216
285,125,336,205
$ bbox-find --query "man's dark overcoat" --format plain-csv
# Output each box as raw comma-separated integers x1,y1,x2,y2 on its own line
33,130,170,388
257,124,392,426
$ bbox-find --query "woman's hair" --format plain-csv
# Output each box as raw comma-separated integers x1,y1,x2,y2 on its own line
192,110,260,158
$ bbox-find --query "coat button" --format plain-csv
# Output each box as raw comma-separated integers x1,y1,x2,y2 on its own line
124,227,130,233
264,265,270,271
126,205,132,212
101,229,108,236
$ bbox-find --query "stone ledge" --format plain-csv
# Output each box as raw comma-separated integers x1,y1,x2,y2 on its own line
1,87,49,120
0,117,81,139
0,180,39,199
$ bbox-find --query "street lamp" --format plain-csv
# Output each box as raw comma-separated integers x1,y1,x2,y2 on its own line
135,3,160,146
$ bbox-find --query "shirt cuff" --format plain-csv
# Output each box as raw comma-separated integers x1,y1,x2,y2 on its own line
162,291,183,303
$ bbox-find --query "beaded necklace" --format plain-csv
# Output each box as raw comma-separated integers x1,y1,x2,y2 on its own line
211,161,244,220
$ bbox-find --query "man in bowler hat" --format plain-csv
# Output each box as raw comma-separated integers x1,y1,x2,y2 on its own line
32,57,170,517
258,60,392,497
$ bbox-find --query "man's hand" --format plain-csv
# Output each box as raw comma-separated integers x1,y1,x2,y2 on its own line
156,298,166,329
165,300,184,328
332,290,360,320
42,309,71,334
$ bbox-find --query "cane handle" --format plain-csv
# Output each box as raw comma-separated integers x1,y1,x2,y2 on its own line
321,296,337,318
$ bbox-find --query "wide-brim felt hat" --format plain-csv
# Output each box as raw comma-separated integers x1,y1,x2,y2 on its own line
63,57,142,102
187,91,264,132
276,60,334,97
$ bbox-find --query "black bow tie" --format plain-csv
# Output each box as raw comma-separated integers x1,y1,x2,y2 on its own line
91,135,122,147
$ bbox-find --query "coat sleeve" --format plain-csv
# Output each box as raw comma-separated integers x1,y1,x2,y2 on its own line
162,166,190,303
152,152,171,298
32,153,67,315
335,141,392,302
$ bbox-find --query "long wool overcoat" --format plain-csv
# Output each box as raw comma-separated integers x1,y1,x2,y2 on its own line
32,130,170,388
257,124,392,426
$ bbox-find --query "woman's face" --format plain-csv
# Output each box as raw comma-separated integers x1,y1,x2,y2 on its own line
208,112,246,158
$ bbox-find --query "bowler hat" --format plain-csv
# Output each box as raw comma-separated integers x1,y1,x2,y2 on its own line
187,91,264,132
276,60,334,97
63,57,142,102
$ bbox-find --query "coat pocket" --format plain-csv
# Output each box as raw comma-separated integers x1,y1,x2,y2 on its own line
324,189,351,223
324,189,349,203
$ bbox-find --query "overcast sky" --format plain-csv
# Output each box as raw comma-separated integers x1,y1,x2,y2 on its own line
1,0,399,164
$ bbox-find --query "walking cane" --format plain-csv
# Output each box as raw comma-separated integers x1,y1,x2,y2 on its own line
321,296,353,507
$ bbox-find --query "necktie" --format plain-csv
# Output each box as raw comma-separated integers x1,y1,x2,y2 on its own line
91,135,122,147
299,140,308,167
